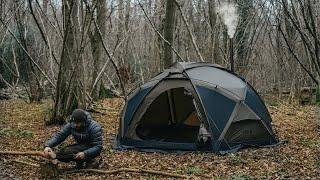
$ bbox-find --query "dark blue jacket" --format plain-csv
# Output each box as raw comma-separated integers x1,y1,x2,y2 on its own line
45,111,103,157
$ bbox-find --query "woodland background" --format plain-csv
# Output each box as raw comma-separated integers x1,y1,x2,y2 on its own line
0,0,320,178
0,0,320,119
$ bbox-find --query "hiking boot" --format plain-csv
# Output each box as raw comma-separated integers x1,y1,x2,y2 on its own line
86,158,103,169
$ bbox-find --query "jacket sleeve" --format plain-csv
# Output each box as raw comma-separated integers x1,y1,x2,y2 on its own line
45,123,72,148
83,124,103,157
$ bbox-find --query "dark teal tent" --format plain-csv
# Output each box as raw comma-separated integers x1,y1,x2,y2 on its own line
116,62,279,153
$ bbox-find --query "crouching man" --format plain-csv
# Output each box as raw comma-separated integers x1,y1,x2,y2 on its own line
43,109,103,169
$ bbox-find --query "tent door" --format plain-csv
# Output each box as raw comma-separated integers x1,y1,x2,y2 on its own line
135,87,203,144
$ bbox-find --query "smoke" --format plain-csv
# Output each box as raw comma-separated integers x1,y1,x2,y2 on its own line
218,2,239,38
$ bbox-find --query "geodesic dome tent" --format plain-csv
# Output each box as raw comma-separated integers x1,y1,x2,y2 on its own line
116,62,279,153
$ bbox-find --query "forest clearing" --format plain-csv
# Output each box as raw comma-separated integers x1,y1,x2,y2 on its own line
0,98,319,179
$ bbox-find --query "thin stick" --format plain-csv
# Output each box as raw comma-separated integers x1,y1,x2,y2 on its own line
12,159,39,167
278,23,319,85
28,0,59,67
0,151,44,157
65,168,189,179
0,18,56,88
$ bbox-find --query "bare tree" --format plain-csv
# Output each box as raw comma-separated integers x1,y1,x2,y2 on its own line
90,0,107,100
163,0,177,68
53,0,85,121
208,0,221,64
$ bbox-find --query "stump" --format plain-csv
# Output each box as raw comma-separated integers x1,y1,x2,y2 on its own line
39,162,59,179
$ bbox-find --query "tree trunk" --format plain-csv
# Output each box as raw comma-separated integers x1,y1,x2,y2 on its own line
53,0,84,122
14,2,42,102
163,0,176,69
208,0,221,64
90,0,107,100
235,0,253,73
117,0,130,85
43,0,48,14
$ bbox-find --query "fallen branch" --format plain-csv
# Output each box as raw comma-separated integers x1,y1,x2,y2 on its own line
0,151,44,157
65,168,189,179
0,150,57,161
12,159,39,167
3,152,208,179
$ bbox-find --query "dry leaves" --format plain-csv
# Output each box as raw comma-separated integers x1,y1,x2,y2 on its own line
0,98,319,179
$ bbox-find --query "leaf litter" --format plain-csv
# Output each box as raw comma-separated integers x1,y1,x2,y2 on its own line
0,98,319,179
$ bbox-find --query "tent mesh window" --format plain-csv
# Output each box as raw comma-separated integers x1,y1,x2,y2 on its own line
135,87,200,143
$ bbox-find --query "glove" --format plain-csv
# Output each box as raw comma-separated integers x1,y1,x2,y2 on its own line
74,152,85,160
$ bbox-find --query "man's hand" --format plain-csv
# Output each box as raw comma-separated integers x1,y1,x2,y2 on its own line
43,147,53,158
43,147,56,159
75,152,85,160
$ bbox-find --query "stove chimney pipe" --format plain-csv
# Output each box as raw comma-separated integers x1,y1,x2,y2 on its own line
229,38,234,72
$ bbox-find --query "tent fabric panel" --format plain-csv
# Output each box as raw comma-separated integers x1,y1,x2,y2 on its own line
174,62,223,70
148,71,169,83
224,120,276,145
120,138,198,151
216,140,242,153
192,80,242,102
196,86,236,139
123,87,152,134
245,86,272,125
186,66,247,98
139,91,171,127
233,103,260,122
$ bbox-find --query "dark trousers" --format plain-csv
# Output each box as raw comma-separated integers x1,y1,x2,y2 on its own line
56,144,96,163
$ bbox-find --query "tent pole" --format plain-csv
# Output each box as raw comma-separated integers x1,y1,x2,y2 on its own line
167,90,176,124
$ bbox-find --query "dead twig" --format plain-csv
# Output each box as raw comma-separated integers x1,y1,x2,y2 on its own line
12,159,39,167
0,151,44,157
2,151,210,178
64,167,189,179
0,150,56,161
0,18,56,88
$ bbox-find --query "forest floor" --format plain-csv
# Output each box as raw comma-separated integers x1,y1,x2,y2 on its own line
0,98,319,179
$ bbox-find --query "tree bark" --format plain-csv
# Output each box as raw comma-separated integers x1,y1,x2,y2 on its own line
235,0,253,73
208,0,221,64
53,0,84,122
90,0,107,100
163,0,176,68
14,1,43,102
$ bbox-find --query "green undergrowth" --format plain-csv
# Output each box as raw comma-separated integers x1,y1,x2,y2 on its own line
0,128,33,138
